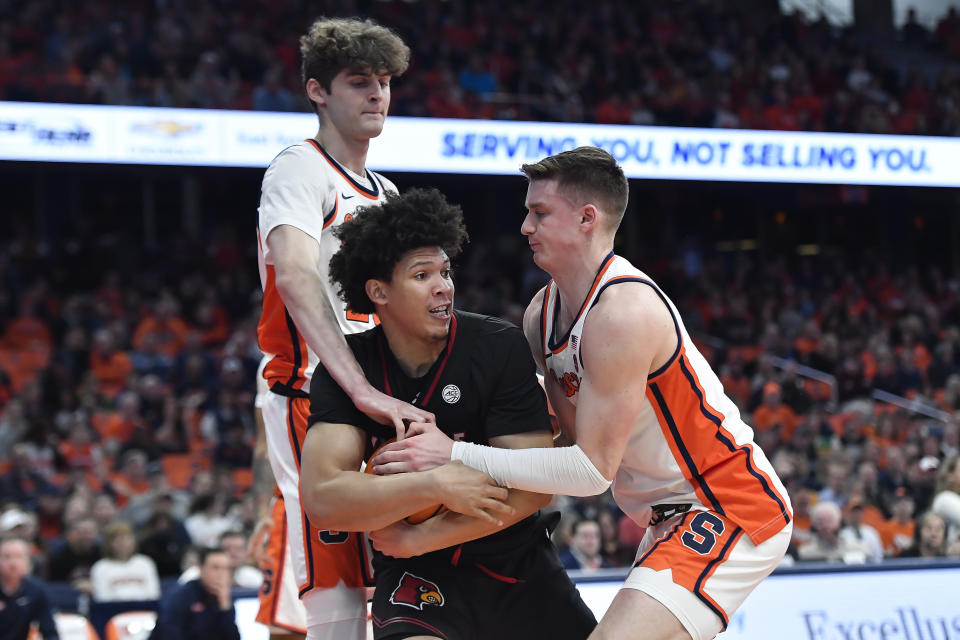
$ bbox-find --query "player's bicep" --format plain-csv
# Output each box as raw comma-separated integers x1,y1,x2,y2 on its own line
265,224,322,273
575,288,673,477
522,288,547,369
301,421,366,486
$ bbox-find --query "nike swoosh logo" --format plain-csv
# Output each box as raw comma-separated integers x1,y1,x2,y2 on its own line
341,193,355,200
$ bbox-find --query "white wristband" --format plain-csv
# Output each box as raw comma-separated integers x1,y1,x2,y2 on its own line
450,441,611,497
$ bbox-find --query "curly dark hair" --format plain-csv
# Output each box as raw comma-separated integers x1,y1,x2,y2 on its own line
330,188,469,315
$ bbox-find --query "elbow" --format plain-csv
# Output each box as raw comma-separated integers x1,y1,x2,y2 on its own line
301,484,335,530
274,265,311,304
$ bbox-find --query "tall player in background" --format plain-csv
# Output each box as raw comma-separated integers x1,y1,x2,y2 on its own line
377,148,793,640
256,17,432,640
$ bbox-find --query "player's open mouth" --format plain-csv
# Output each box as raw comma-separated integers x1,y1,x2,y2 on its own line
429,304,451,318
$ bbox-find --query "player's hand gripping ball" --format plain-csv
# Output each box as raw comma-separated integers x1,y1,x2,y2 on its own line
365,439,447,524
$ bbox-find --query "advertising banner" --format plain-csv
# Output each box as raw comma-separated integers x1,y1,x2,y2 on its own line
2,102,958,187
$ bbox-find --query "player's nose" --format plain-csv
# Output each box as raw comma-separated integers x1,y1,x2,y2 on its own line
520,212,535,235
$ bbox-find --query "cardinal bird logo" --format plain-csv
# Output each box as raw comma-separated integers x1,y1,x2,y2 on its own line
389,572,445,610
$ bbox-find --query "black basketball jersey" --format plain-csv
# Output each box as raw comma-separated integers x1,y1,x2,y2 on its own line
308,310,553,557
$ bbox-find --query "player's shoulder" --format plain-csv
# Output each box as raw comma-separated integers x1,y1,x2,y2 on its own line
454,310,525,346
267,140,318,166
344,325,383,358
587,279,675,346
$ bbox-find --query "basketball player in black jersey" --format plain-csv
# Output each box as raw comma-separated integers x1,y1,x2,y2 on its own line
299,188,597,640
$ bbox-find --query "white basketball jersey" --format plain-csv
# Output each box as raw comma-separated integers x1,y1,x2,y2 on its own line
541,253,791,544
257,139,396,394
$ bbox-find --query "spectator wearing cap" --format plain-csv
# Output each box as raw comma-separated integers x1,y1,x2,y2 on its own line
838,498,884,563
0,537,59,640
752,381,799,440
90,521,160,601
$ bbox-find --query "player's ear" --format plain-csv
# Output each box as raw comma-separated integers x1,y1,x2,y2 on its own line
579,204,599,230
306,78,328,108
366,279,388,305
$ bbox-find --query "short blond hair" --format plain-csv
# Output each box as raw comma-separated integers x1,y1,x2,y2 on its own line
300,17,409,96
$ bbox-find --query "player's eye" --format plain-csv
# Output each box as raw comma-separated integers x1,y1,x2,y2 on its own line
414,272,426,280
441,269,452,279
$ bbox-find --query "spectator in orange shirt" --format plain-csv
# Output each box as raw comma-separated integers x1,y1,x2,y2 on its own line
89,327,132,399
880,490,916,556
59,420,103,473
92,390,145,455
133,294,189,359
789,487,815,549
109,449,152,508
752,381,799,440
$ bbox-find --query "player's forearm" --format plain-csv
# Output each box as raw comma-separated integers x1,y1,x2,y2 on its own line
303,469,448,532
404,489,549,556
275,266,369,392
451,442,612,497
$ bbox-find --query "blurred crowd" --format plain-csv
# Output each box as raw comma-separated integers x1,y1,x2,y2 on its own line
3,1,960,134
1,213,960,598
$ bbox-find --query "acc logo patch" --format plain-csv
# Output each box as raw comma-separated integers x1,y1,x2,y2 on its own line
389,571,445,610
441,384,461,404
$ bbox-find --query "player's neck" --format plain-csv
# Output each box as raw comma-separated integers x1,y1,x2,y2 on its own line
551,246,615,327
314,127,370,176
380,324,447,379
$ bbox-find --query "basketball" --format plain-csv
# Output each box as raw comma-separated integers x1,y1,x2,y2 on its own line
365,439,447,524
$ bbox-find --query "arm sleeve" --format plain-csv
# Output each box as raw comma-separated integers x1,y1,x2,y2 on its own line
35,587,59,640
450,441,611,497
258,146,333,246
484,325,553,439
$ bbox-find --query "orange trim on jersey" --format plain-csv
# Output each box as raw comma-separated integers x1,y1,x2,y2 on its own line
305,138,381,200
548,253,615,354
540,282,553,360
677,354,791,541
322,197,339,230
647,347,791,544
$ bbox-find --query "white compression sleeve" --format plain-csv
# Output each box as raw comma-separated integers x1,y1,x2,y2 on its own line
450,441,611,497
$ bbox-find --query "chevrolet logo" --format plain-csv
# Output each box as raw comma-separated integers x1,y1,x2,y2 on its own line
132,121,200,137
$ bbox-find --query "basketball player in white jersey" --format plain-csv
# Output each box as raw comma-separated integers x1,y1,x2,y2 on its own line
376,147,793,640
255,17,433,640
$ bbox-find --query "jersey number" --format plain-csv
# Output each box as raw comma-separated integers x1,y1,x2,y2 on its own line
319,530,350,544
680,512,725,555
259,568,274,596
